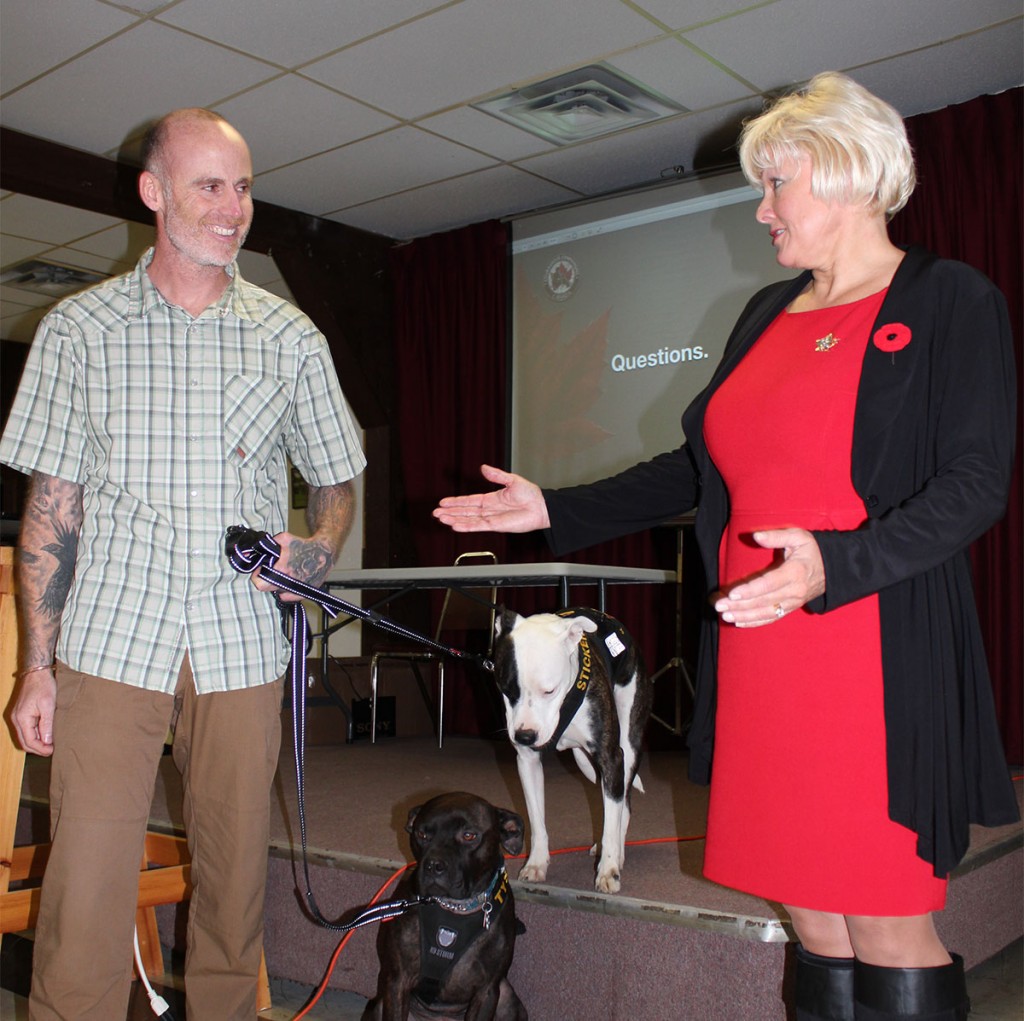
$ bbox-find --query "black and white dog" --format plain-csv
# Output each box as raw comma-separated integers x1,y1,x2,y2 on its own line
492,607,652,893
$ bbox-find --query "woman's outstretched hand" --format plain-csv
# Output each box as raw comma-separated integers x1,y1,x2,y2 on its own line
433,464,550,534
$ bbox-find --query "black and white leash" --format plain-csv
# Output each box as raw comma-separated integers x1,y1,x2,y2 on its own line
224,526,494,668
224,526,493,932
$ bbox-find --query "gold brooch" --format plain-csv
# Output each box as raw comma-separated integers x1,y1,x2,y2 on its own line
814,333,839,352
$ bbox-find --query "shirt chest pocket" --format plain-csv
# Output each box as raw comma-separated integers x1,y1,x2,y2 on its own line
223,374,290,469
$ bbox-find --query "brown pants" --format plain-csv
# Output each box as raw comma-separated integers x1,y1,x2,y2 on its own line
29,657,284,1021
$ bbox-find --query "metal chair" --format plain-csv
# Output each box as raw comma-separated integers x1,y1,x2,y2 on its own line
369,551,498,748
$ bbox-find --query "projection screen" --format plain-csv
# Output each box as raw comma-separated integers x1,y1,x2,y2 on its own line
509,169,793,490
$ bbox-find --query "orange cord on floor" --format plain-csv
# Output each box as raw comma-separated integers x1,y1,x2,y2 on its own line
289,832,705,1019
291,860,413,1020
289,775,1024,1015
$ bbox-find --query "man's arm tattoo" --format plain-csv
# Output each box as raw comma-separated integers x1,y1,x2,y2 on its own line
40,518,79,618
17,473,84,669
306,481,356,557
285,540,332,586
284,481,356,586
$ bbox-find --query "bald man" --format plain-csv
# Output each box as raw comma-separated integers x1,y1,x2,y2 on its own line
1,109,365,1020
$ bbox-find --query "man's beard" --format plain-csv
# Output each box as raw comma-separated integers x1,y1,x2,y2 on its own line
163,208,249,268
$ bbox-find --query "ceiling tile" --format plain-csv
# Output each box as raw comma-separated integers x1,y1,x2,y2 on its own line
0,195,123,246
849,22,1024,115
2,303,48,345
418,107,557,161
303,0,663,119
255,126,498,215
0,235,52,272
215,75,400,173
258,278,296,304
0,285,55,311
0,0,1019,256
0,297,39,316
0,0,137,95
519,98,764,198
236,249,284,288
1,21,277,156
156,0,445,69
122,1,183,11
42,247,138,278
607,38,758,109
63,222,156,263
331,164,580,239
683,0,1024,93
632,0,775,31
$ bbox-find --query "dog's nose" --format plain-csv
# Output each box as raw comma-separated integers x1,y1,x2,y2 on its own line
423,856,447,876
515,728,538,747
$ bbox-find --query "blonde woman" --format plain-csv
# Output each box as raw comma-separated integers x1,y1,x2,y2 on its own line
435,73,1018,1021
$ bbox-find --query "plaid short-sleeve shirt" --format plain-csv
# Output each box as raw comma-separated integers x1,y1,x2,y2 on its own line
0,250,366,693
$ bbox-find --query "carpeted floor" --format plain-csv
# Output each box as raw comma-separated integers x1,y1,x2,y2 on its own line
13,730,1023,1020
18,731,1023,942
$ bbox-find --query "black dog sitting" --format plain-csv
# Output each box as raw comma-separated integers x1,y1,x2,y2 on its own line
364,791,528,1021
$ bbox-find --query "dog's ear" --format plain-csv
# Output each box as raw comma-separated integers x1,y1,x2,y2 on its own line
494,606,519,640
405,805,423,834
497,809,525,856
562,614,599,647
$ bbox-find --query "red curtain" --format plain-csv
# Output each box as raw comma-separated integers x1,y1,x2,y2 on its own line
390,220,678,737
392,89,1022,756
889,88,1023,763
390,221,514,734
391,220,509,539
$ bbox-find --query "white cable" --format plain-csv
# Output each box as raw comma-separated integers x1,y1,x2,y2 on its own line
133,925,174,1018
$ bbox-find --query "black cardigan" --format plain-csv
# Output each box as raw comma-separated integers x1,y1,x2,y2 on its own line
545,246,1019,876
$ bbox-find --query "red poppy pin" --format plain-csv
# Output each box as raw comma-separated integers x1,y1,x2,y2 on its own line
873,322,911,353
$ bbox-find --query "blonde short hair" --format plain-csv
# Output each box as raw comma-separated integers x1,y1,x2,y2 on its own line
738,72,915,219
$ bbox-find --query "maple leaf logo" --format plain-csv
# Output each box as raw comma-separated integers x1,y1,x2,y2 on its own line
548,261,574,291
514,269,612,470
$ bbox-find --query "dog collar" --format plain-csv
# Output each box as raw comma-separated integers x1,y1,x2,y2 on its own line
550,608,627,746
415,867,512,1006
430,865,509,919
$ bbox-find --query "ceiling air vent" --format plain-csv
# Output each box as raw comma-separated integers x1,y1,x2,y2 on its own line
0,259,106,298
473,63,683,145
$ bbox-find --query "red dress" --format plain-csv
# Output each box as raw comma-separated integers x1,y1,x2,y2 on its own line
701,290,947,916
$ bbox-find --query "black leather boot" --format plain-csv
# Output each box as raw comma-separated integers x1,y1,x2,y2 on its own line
854,954,970,1020
795,943,855,1021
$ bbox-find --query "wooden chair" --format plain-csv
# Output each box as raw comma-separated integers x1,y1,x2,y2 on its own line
0,545,271,1012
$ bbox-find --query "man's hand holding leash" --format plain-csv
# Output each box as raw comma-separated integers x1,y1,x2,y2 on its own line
251,480,355,601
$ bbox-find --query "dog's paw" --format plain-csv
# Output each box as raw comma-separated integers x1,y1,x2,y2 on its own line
518,860,549,883
595,868,621,894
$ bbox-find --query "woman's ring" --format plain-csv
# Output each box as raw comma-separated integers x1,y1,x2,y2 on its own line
774,603,784,620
